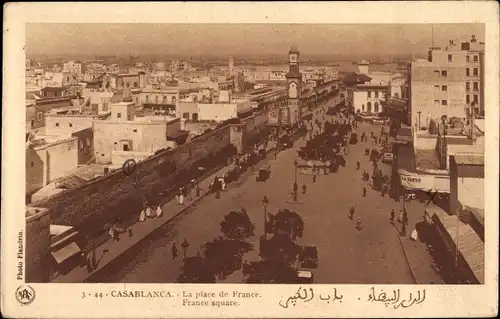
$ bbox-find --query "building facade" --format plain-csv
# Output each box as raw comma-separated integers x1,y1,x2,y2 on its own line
461,35,485,116
410,42,468,131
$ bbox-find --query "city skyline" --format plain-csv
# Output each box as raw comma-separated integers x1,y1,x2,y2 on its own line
27,23,484,59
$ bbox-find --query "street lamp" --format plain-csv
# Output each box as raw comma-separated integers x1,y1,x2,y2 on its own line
196,166,205,197
417,111,422,131
262,196,269,238
293,159,299,201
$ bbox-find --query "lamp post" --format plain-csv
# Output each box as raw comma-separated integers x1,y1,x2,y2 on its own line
196,166,205,197
262,196,269,238
293,159,299,201
417,111,421,131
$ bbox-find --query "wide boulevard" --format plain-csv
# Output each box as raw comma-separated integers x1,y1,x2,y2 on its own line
107,96,418,284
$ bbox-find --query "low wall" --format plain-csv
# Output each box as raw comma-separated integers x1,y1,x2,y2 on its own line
111,151,152,166
35,126,232,228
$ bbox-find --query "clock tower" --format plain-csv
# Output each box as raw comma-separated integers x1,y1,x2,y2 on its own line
285,45,302,125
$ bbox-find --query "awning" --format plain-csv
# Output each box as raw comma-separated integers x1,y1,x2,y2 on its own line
51,242,81,264
398,169,450,193
430,209,484,284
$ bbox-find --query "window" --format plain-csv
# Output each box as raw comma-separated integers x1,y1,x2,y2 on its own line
123,144,129,151
375,92,379,98
473,95,478,103
441,100,447,106
36,112,42,121
69,123,73,127
394,92,400,98
31,120,34,127
441,70,447,77
473,82,479,91
117,113,122,118
466,55,470,62
374,102,379,113
466,95,470,104
473,68,478,76
434,85,440,90
434,100,440,106
133,129,137,132
466,82,470,91
367,91,371,98
473,55,478,62
183,112,190,119
362,104,365,112
55,123,59,127
448,54,452,62
433,70,440,76
466,68,470,76
441,85,447,91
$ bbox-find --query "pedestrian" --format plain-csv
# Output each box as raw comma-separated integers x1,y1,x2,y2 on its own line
302,184,307,194
181,238,190,258
356,217,363,230
362,187,367,197
390,209,395,224
293,182,298,195
171,243,178,260
313,174,317,183
356,161,360,170
178,189,184,205
349,206,355,220
139,204,146,222
156,204,163,218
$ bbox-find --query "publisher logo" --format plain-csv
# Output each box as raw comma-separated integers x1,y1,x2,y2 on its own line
16,285,35,305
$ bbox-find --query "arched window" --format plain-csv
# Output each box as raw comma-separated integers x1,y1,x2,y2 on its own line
374,102,379,113
367,102,372,113
362,104,365,112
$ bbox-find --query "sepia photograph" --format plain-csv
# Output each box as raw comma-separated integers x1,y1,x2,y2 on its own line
2,2,498,318
23,22,486,285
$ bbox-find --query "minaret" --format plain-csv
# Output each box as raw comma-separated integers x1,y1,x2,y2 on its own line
228,56,234,75
285,45,303,124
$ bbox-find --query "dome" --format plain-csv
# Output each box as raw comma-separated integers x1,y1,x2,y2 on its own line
290,44,299,53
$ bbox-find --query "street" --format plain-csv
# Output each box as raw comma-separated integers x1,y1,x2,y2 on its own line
106,102,424,284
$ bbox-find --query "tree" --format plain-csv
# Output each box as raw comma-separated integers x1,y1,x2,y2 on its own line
203,236,253,280
220,209,255,240
260,234,301,265
267,209,304,240
177,256,216,283
242,259,298,284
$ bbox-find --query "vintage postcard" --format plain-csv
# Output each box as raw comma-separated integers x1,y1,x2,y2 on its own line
1,1,498,318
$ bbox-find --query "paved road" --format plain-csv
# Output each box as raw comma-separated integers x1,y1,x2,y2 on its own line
108,103,418,284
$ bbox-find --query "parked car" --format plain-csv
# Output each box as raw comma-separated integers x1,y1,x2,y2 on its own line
296,270,314,283
382,152,394,164
349,133,358,144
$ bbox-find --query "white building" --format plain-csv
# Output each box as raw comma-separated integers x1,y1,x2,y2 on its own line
93,101,182,164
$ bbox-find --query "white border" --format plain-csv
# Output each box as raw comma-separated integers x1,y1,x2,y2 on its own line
2,2,499,318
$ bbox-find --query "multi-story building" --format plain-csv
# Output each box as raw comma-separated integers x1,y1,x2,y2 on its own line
461,35,485,116
410,41,468,131
63,61,82,77
93,101,183,164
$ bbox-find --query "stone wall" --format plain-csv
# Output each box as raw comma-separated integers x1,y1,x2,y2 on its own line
35,126,232,228
26,210,51,282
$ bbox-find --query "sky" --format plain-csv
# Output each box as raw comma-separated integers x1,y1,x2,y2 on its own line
26,23,485,58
